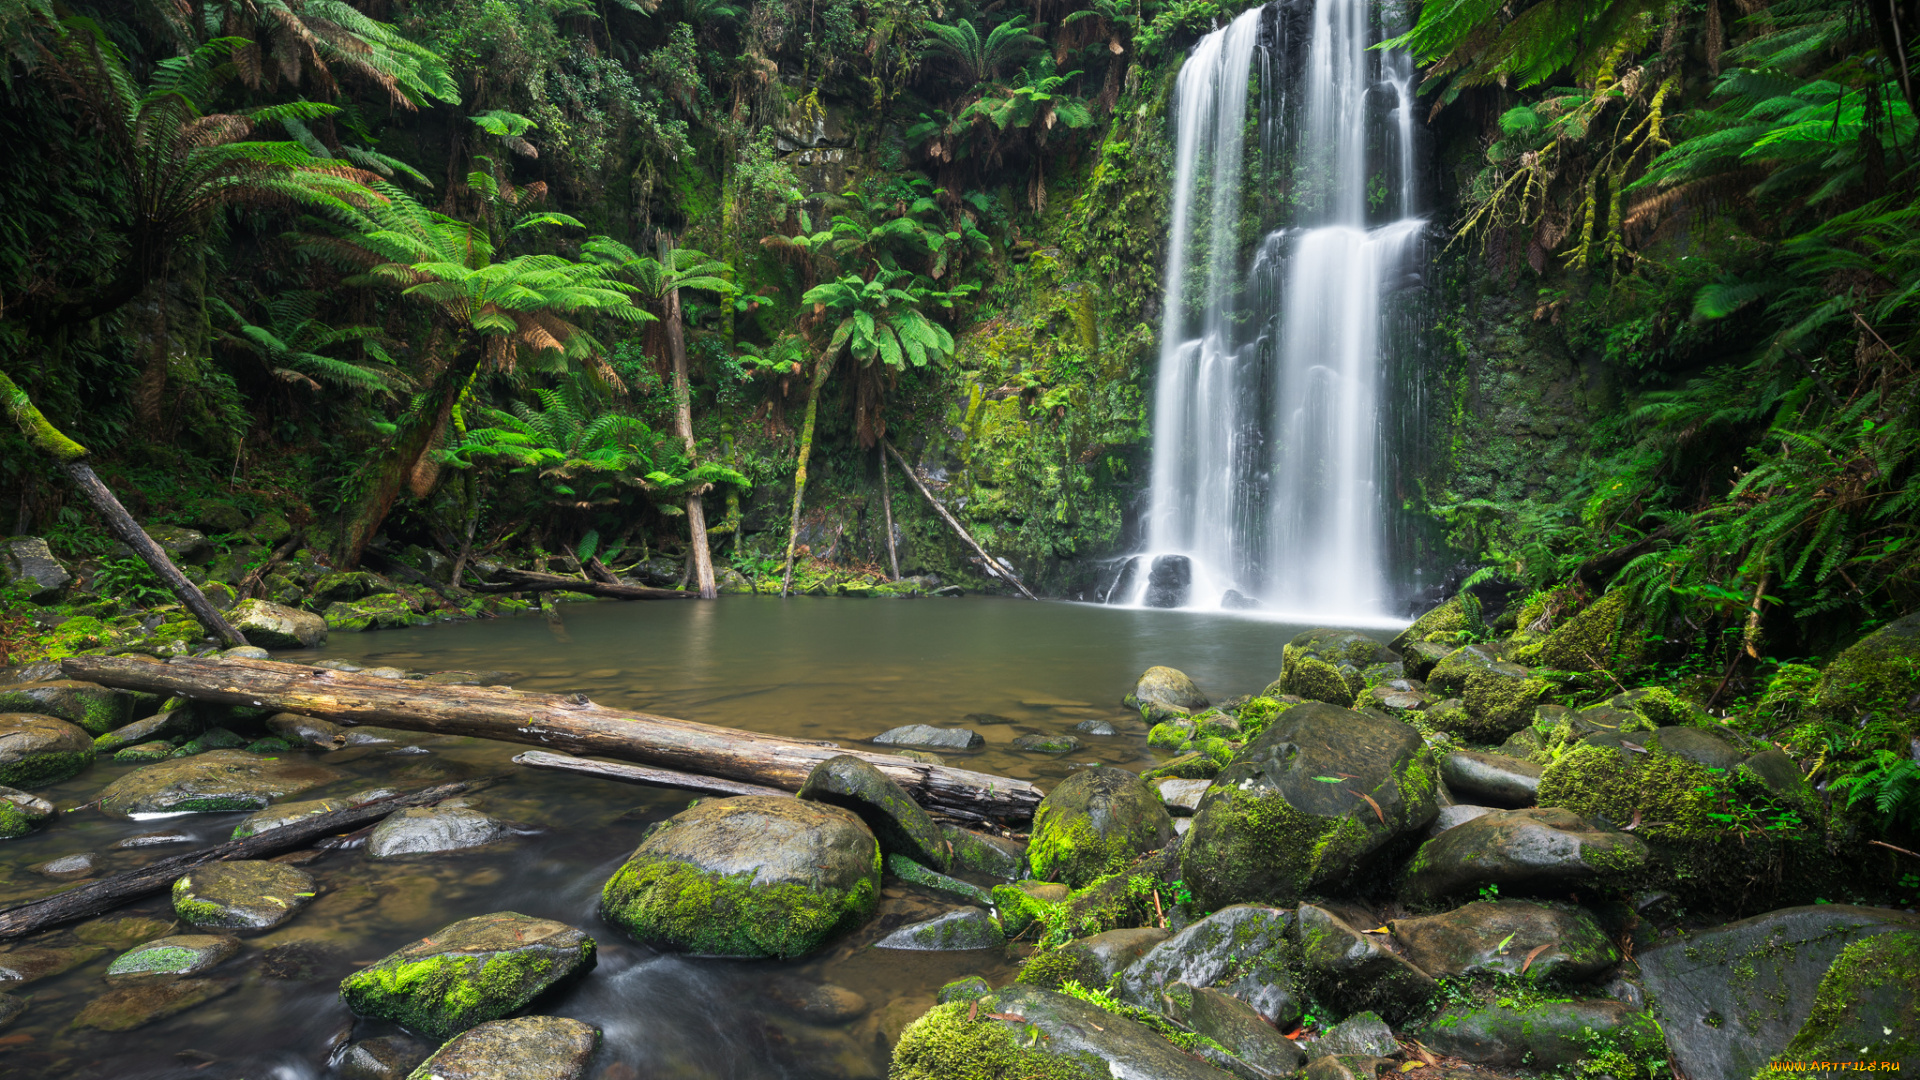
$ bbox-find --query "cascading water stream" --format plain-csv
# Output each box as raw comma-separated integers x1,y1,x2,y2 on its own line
1111,0,1424,622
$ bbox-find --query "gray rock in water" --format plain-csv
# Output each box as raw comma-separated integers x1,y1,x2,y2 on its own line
71,976,233,1031
1438,751,1541,807
892,984,1235,1080
340,912,597,1042
763,976,870,1023
1294,903,1435,1024
229,599,327,649
0,712,94,789
1638,905,1920,1080
1389,900,1617,983
1156,778,1210,815
1221,589,1262,610
407,1016,599,1080
94,706,202,753
99,750,338,816
1398,806,1649,905
1143,555,1192,608
1029,767,1172,888
366,805,506,858
1314,1011,1397,1057
0,992,24,1029
266,712,347,749
876,907,1005,951
1,537,71,601
106,934,240,978
1073,718,1119,736
0,680,135,735
871,724,984,750
1013,733,1079,753
799,754,950,870
231,797,353,839
1117,904,1301,1027
1126,666,1209,719
1422,999,1659,1067
30,851,96,879
336,1035,432,1080
172,860,316,931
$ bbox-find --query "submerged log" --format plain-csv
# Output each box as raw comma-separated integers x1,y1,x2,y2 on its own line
61,655,1045,823
467,567,695,601
514,750,791,798
0,782,469,940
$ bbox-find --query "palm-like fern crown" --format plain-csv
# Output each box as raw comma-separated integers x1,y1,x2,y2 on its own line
921,16,1044,86
199,0,459,109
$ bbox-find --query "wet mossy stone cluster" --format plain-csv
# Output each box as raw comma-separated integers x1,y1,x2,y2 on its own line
1178,702,1439,909
0,712,95,788
0,679,135,735
98,749,338,816
1509,589,1651,672
1116,904,1301,1028
599,795,880,959
340,912,596,1044
172,860,318,931
1125,665,1209,721
1027,766,1172,888
0,784,54,839
1276,628,1394,708
797,754,950,870
1388,900,1616,982
405,1015,600,1080
1398,806,1649,905
891,983,1233,1080
1422,998,1662,1068
1811,607,1920,720
1422,645,1551,741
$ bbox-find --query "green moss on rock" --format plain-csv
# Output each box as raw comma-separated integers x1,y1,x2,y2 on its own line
891,1001,1100,1080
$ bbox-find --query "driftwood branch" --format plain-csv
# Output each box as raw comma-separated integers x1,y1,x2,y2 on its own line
883,441,1037,600
0,782,468,940
61,655,1044,823
466,567,694,600
514,750,790,798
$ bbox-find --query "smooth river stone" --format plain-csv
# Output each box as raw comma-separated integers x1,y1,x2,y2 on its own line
99,750,339,816
172,860,317,930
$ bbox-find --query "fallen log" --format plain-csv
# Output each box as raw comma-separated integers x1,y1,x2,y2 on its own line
61,655,1045,823
467,567,694,600
0,781,468,941
514,750,791,798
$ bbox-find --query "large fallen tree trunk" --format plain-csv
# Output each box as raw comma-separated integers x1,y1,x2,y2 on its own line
0,781,468,940
62,655,1044,823
467,567,695,601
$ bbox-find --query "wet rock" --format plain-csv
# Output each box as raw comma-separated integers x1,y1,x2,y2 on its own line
1295,903,1435,1023
1422,999,1660,1067
799,754,950,870
114,740,175,763
1811,608,1920,720
1426,804,1495,837
1741,748,1811,801
1315,1011,1397,1056
94,706,202,752
1388,900,1617,982
1117,904,1301,1027
1148,717,1198,748
764,976,871,1023
939,976,993,1004
366,805,506,858
0,712,94,788
337,1034,433,1080
1126,666,1210,720
1399,640,1454,682
1180,703,1439,909
106,934,240,978
1437,751,1541,808
1399,807,1649,905
1424,647,1550,741
99,749,338,815
72,914,174,947
168,725,248,757
871,724,983,750
340,912,597,1042
229,598,327,649
2,537,71,600
231,796,355,839
0,660,64,685
1771,930,1920,1064
1279,629,1390,707
0,783,54,839
1221,589,1262,610
1157,778,1210,815
1013,733,1080,753
1167,983,1307,1078
326,594,431,633
1021,927,1171,991
31,851,96,879
876,906,1005,950
406,1015,600,1080
0,992,23,1028
0,943,105,986
1638,905,1920,1080
72,976,233,1031
172,860,317,931
1648,724,1747,771
0,679,135,735
1361,685,1431,720
1028,766,1173,888
1143,751,1218,781
1074,718,1119,736
891,983,1234,1080
992,880,1069,936
887,853,991,906
942,824,1026,880
600,795,879,959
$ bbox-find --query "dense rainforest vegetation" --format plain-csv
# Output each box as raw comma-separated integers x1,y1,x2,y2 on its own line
1,0,1918,853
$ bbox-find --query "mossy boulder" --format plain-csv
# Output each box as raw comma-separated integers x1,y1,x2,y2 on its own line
991,880,1067,937
1438,751,1541,807
1125,666,1210,721
1638,904,1920,1080
1294,903,1436,1023
2,536,72,600
1168,983,1308,1078
1763,930,1920,1069
229,598,326,649
1390,598,1470,652
1027,766,1173,888
1424,647,1551,741
114,740,174,763
1402,640,1455,681
1813,608,1920,720
887,853,992,905
1178,702,1439,909
0,784,54,839
1399,807,1649,906
1014,733,1080,753
798,754,950,871
1388,900,1617,983
404,1015,600,1080
172,860,317,930
1509,589,1649,671
0,680,135,735
169,725,247,757
599,795,880,959
105,934,240,978
1141,751,1218,781
0,712,94,788
310,570,389,604
1422,999,1661,1068
1147,717,1197,749
340,912,597,1043
943,824,1027,880
890,983,1235,1080
325,594,430,633
99,749,338,816
1116,904,1301,1027
876,907,1006,950
94,705,202,753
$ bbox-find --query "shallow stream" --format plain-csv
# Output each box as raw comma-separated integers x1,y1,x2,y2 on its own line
2,597,1383,1079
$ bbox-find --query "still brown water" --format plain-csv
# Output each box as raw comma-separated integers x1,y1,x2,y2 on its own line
1,596,1388,1079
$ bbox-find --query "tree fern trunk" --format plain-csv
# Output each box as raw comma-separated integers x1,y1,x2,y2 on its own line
780,352,837,597
878,444,899,581
339,346,482,570
662,240,718,600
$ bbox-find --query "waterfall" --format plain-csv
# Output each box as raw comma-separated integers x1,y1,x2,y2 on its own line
1115,0,1424,620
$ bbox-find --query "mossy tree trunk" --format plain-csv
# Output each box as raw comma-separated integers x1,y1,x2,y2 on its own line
0,370,248,648
780,350,839,596
661,244,717,599
878,444,899,581
338,346,484,570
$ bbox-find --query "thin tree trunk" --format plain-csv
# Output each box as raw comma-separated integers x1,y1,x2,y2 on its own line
781,351,837,596
883,440,1038,600
1,372,248,648
662,239,718,599
339,347,482,570
878,444,900,581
